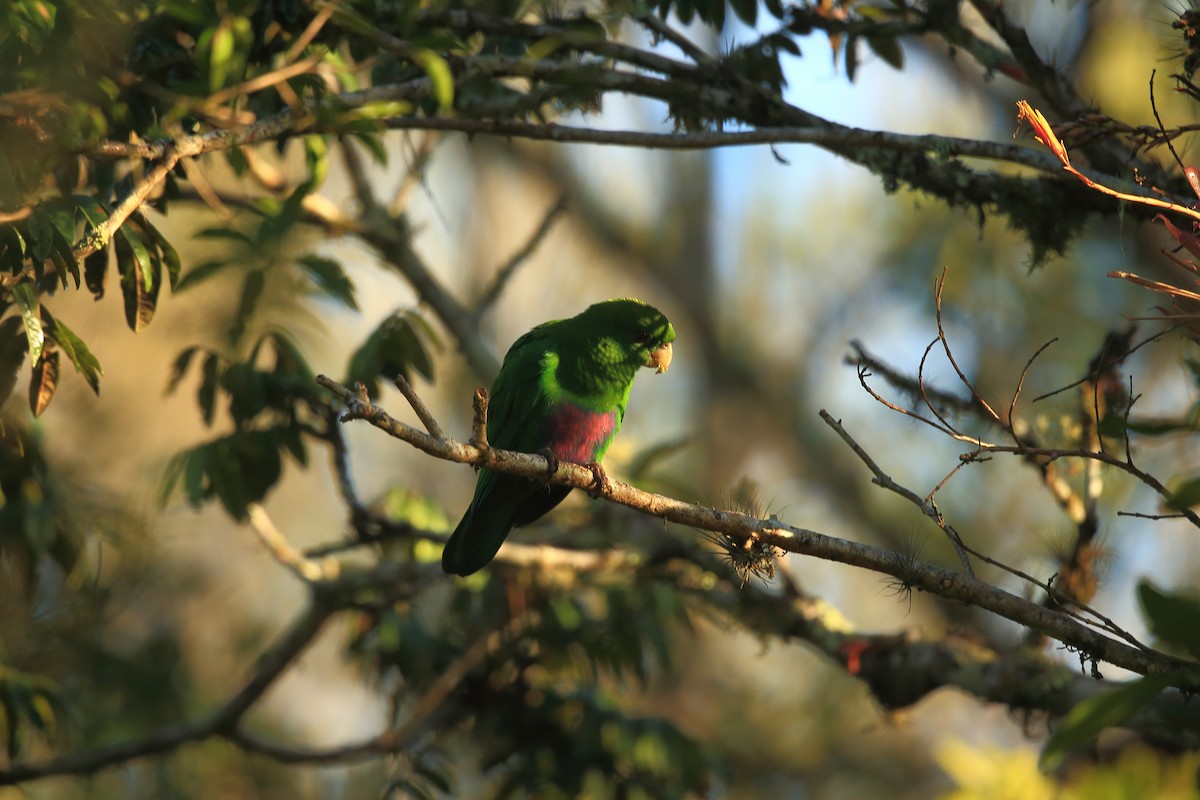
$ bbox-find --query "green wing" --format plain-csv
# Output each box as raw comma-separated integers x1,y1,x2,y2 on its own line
442,325,570,576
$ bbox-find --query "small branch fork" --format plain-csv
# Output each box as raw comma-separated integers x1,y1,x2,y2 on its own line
854,269,1200,530
845,268,1200,654
313,374,1200,690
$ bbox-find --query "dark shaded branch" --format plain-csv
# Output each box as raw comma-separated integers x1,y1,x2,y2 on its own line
0,602,335,785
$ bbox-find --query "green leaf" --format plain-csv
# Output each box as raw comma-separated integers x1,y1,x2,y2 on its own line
843,34,859,82
1138,581,1200,660
866,35,904,70
175,259,234,291
229,269,265,344
0,315,28,407
351,130,388,164
84,246,108,298
346,311,439,398
117,231,160,332
1166,476,1200,511
729,0,757,27
194,227,254,245
12,284,43,365
48,227,80,289
226,143,249,175
46,204,76,245
27,209,53,262
119,226,155,293
183,445,209,506
138,214,182,290
278,422,307,466
198,353,221,426
203,15,252,94
71,194,107,229
40,308,101,395
297,254,358,310
166,346,199,394
413,49,454,112
201,430,282,519
0,225,26,260
304,135,328,188
208,443,251,520
1040,674,1176,770
208,22,235,92
221,362,267,425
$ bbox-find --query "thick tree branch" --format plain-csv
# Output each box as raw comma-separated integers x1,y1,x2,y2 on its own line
315,375,1200,691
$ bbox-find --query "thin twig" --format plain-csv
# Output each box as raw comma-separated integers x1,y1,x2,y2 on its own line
475,195,568,316
635,13,712,64
1031,327,1171,402
394,372,445,439
1008,337,1058,426
934,269,1002,424
1149,70,1189,185
248,504,337,582
819,411,1150,651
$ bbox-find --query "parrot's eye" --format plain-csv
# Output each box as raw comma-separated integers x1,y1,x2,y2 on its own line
633,331,651,345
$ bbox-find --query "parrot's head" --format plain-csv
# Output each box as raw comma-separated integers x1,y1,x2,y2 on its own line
581,298,675,375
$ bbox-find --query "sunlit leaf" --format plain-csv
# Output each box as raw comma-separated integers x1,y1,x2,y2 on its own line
304,135,328,188
138,213,182,290
117,231,160,332
118,226,155,293
41,308,101,395
12,284,43,365
28,347,58,417
413,50,454,112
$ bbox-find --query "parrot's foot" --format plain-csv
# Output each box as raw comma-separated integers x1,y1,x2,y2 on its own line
584,462,609,498
537,448,560,478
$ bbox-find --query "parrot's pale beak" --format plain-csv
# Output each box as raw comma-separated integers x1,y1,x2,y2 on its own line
645,341,673,374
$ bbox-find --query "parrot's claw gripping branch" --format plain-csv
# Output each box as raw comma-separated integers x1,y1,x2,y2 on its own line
585,462,610,499
538,448,561,478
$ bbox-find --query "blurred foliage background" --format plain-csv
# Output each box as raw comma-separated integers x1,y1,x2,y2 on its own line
2,0,1200,797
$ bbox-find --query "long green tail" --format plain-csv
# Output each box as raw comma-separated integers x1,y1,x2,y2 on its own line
442,471,571,576
441,497,518,576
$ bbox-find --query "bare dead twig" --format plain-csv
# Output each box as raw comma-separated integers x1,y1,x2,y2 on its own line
248,504,339,582
934,269,1003,425
394,372,445,440
475,195,569,317
818,412,1151,653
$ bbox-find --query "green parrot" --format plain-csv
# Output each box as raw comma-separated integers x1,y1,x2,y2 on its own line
441,298,676,576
